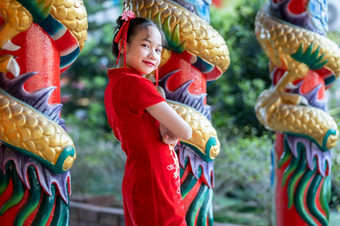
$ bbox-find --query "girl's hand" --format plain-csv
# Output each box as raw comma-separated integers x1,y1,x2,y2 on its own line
159,123,178,146
162,134,178,146
147,102,192,141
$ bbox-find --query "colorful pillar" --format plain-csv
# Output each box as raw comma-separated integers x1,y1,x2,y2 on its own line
255,0,340,225
0,0,87,225
123,0,230,225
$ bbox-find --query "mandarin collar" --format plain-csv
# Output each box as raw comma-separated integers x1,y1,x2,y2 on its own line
108,67,142,78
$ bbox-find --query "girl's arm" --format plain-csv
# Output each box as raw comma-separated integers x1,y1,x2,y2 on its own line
146,102,192,141
159,123,178,146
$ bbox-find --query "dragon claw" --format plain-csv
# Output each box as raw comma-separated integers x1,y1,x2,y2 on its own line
280,92,308,106
0,55,20,76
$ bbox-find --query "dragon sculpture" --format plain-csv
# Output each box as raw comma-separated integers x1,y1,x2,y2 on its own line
123,0,229,225
255,0,340,225
0,0,87,225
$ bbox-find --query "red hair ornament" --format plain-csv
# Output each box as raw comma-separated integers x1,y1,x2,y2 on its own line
114,11,159,86
114,10,135,67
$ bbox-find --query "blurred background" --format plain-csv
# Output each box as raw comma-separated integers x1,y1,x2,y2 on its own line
62,0,340,225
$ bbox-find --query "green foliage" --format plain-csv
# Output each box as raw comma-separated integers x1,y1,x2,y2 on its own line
67,115,125,199
328,31,340,45
213,134,274,225
61,2,120,133
60,0,126,197
208,0,270,138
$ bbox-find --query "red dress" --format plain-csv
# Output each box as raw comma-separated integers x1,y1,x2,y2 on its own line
104,67,186,226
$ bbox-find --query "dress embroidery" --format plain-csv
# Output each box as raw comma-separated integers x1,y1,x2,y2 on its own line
168,145,181,195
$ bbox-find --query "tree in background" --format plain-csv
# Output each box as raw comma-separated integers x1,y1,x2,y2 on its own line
208,0,270,138
60,0,126,196
61,0,121,133
61,0,340,224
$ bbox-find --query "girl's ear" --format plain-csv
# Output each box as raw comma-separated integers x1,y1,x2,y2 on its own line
118,42,123,52
119,41,129,55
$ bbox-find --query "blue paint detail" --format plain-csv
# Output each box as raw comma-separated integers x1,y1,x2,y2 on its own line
38,15,64,39
174,0,211,22
286,131,332,152
17,0,49,23
60,47,80,69
193,57,214,74
180,141,214,162
323,129,337,151
270,147,275,188
324,75,336,87
205,137,217,158
38,14,80,70
180,136,217,163
308,0,329,33
111,0,121,5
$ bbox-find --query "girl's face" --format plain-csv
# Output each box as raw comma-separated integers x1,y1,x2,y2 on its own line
124,26,162,75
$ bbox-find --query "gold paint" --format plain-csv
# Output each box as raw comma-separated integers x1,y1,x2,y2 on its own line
255,9,340,149
0,0,87,73
0,56,14,74
0,0,32,73
63,154,76,171
255,10,340,76
159,49,171,68
0,0,87,172
0,93,76,170
124,0,230,73
255,89,338,149
0,0,32,48
50,0,88,50
168,102,220,159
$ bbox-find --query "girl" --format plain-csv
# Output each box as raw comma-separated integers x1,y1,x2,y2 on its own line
104,11,192,226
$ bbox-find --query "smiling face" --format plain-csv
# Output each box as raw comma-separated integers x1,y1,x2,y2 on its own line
124,26,163,75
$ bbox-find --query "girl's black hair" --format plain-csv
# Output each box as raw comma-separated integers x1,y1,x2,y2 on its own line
112,16,167,58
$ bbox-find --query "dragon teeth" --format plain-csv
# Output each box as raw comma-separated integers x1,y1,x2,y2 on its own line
7,57,20,77
2,40,20,51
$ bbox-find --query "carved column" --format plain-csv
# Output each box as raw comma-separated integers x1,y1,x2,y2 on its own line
123,0,230,225
255,1,340,225
0,0,87,225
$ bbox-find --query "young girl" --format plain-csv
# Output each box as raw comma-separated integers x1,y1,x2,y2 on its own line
104,11,192,226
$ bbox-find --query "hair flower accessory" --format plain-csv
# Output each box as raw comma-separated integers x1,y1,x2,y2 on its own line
122,10,135,21
114,10,136,67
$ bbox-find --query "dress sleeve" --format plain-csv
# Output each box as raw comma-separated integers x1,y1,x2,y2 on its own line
126,75,166,113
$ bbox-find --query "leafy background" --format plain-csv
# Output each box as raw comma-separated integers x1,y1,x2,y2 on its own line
61,0,340,224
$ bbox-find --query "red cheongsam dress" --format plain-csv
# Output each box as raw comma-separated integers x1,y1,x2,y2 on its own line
104,67,186,226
